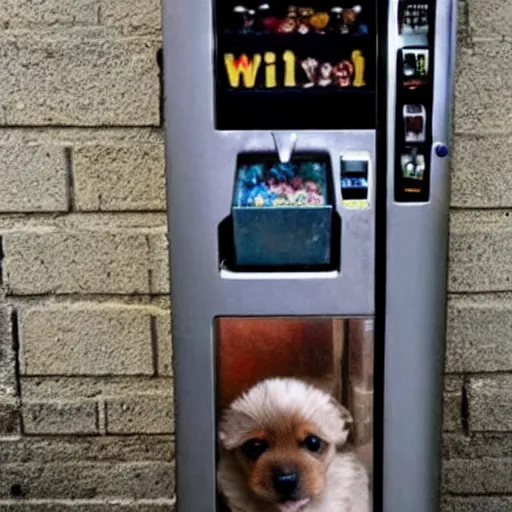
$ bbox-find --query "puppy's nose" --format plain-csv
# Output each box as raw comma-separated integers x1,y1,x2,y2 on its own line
272,469,300,498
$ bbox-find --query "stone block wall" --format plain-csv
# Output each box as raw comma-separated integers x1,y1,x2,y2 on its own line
0,1,510,511
0,1,175,510
441,2,512,510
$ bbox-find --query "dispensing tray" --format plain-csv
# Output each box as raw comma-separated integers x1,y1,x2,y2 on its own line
230,151,336,270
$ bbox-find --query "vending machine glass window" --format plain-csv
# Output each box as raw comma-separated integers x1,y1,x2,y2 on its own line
213,1,377,130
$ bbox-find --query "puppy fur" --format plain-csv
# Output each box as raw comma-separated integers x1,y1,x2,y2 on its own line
217,378,370,512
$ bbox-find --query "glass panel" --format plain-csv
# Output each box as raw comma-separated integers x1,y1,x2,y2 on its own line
215,316,374,511
213,1,377,130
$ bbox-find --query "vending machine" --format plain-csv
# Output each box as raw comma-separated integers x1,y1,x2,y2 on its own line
162,0,457,510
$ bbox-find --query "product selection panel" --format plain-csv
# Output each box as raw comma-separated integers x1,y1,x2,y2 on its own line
394,1,436,202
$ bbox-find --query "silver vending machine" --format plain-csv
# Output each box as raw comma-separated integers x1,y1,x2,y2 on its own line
162,1,457,511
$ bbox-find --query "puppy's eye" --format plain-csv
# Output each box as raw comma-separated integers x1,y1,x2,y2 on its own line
241,438,268,460
302,434,323,453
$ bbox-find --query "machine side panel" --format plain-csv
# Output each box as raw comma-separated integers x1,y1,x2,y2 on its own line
383,1,456,511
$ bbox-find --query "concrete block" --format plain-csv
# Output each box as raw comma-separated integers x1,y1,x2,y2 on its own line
22,401,98,435
0,36,160,126
0,462,174,499
20,376,173,400
451,135,512,208
445,294,512,372
73,144,165,211
443,376,463,432
0,435,174,464
441,496,512,512
106,394,174,434
442,457,512,494
0,146,68,212
148,233,170,294
0,501,175,512
455,42,512,134
2,231,152,295
19,304,156,375
0,301,19,435
0,398,20,435
0,211,166,232
442,432,512,460
448,210,512,292
156,312,172,376
100,0,162,35
468,375,512,431
0,302,15,398
457,1,469,36
467,0,512,37
0,0,99,30
0,127,165,146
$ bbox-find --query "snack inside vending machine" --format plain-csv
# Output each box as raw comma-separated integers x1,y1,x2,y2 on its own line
162,0,457,511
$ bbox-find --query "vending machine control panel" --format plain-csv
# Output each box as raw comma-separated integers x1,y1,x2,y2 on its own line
162,0,457,509
394,0,435,202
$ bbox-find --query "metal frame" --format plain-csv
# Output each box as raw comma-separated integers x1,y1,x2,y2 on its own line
383,1,457,511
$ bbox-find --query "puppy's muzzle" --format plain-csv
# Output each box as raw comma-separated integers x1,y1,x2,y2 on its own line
272,468,300,499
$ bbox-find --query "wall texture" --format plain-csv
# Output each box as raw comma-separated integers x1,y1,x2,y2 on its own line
0,1,175,510
0,1,510,511
441,2,512,511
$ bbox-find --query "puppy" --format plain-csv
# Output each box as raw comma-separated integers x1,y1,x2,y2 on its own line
217,378,370,512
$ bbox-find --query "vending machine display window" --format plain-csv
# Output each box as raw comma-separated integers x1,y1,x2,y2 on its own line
213,1,377,130
219,151,341,271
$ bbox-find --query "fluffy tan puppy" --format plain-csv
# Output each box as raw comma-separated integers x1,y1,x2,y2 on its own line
217,378,370,512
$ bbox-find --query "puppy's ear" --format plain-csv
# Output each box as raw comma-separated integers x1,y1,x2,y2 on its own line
218,408,255,451
327,397,353,447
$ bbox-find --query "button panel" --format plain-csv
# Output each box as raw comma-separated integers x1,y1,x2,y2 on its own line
341,153,371,209
394,1,434,202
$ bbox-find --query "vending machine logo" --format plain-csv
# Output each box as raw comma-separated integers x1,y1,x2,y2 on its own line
224,51,295,88
224,50,367,90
